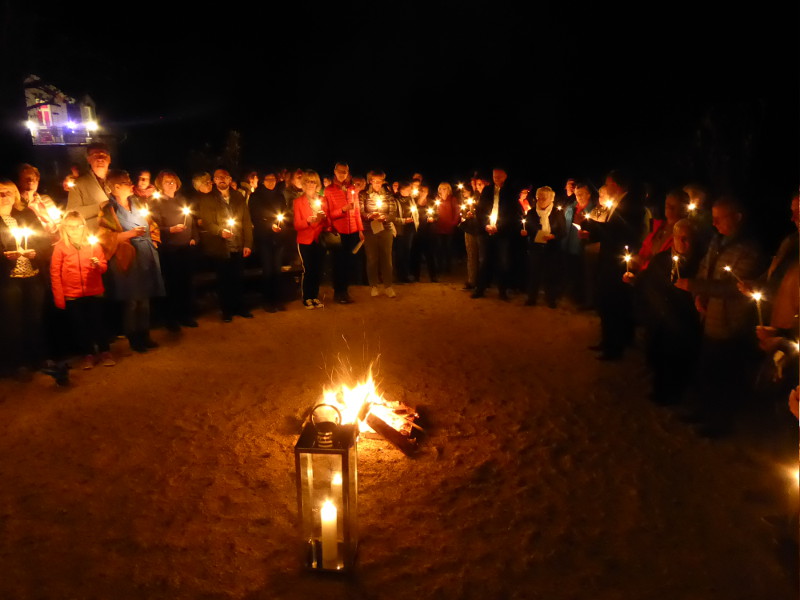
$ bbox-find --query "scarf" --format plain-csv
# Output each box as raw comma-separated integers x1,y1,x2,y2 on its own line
536,203,554,235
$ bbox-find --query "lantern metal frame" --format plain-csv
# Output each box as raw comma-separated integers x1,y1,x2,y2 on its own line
294,406,359,572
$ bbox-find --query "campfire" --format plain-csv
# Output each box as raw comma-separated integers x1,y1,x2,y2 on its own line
318,369,421,455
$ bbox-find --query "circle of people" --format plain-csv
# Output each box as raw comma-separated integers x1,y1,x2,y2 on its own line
1,142,798,435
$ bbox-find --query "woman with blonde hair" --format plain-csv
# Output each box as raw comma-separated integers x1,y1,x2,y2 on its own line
50,211,113,368
433,181,460,274
293,170,329,308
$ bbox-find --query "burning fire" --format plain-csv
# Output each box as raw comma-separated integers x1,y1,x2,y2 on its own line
320,368,417,438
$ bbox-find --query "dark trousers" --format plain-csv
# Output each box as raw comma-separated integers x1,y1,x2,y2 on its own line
435,232,455,274
65,296,109,355
527,244,561,305
411,231,437,282
562,252,587,306
0,275,46,369
161,245,197,325
477,234,511,293
214,251,246,317
256,237,285,305
394,226,415,283
332,232,361,296
597,277,635,356
299,242,324,301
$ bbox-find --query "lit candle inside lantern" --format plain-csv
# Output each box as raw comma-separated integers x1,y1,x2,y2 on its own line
723,265,743,283
152,191,162,200
181,206,191,227
751,291,764,326
321,500,338,569
331,471,343,504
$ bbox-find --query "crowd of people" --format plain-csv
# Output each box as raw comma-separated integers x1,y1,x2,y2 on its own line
1,142,797,439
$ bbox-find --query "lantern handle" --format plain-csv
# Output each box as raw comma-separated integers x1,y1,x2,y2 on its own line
310,403,342,427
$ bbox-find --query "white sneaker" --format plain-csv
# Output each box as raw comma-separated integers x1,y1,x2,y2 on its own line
312,299,324,309
371,286,379,297
304,299,315,309
385,287,396,298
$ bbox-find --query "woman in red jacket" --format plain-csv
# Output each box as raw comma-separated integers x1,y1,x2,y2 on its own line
50,211,114,369
294,170,329,309
433,182,461,274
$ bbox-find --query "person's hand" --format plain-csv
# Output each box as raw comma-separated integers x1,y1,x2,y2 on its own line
623,272,635,284
520,230,528,237
674,278,690,291
545,233,555,241
90,256,100,268
189,239,197,246
358,231,364,242
170,224,186,233
221,228,233,239
377,214,386,222
789,386,799,420
272,224,282,233
486,225,497,235
755,325,777,342
694,296,707,315
577,230,590,240
243,247,251,258
21,248,36,259
3,250,20,260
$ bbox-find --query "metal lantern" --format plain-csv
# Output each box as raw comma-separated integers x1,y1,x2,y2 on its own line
295,404,358,571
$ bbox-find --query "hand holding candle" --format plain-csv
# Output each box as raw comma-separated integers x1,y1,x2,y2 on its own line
181,206,191,227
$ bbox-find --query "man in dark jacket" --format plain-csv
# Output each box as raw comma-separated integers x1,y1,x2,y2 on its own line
472,168,520,300
199,169,254,322
249,171,290,312
581,169,646,359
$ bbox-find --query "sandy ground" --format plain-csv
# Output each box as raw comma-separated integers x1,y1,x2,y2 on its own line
0,278,797,600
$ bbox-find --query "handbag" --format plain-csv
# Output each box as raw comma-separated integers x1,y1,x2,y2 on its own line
319,230,342,250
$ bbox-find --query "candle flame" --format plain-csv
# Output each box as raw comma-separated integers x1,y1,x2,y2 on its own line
331,472,342,486
321,499,337,519
139,208,150,218
47,206,63,221
426,208,434,216
751,291,763,302
672,254,680,262
276,213,285,223
572,223,581,230
457,183,464,190
434,199,441,207
67,180,75,189
723,265,732,272
181,206,192,215
226,218,236,227
152,191,162,200
88,235,99,245
624,254,632,262
688,202,697,212
603,199,613,209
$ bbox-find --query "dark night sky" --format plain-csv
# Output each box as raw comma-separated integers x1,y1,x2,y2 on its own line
3,1,798,215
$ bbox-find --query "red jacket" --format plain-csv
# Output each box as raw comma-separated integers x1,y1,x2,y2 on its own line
50,239,108,309
294,195,330,245
434,195,461,235
324,182,363,235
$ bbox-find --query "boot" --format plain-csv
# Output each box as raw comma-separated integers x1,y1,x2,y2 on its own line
129,332,147,353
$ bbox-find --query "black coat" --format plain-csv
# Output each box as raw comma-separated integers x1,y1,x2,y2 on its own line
477,183,521,238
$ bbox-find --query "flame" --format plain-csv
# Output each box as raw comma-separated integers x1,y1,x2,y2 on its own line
320,369,410,434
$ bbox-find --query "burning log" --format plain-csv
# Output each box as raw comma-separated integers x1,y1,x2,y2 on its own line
357,401,418,456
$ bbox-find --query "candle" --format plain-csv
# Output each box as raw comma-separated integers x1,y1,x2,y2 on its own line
276,213,285,226
489,211,498,227
226,217,236,231
426,207,434,218
314,198,322,211
66,180,75,189
87,235,99,247
603,199,613,210
22,227,31,250
457,183,464,190
623,245,632,273
751,291,764,326
434,199,441,209
412,188,419,197
687,202,697,213
521,217,527,232
375,197,383,211
572,223,581,230
181,206,191,227
723,265,743,283
321,500,338,569
10,227,22,251
152,191,162,200
672,254,681,279
139,207,150,219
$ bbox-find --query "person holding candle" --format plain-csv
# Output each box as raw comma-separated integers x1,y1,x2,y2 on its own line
472,168,519,301
521,186,566,308
324,162,364,303
561,182,595,308
673,196,767,435
249,171,291,312
410,185,438,283
626,189,692,276
133,170,158,205
198,169,254,322
360,171,400,297
393,181,416,284
433,182,461,276
17,163,62,241
294,170,329,308
150,170,200,330
50,211,114,369
460,177,483,290
67,142,112,231
97,170,165,353
0,180,50,377
580,170,646,359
